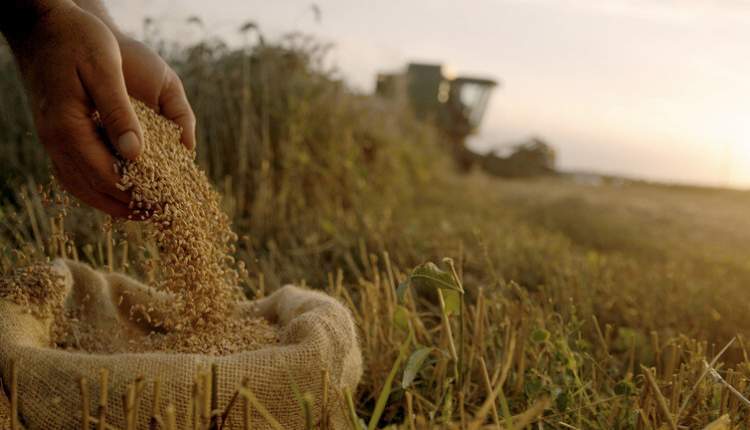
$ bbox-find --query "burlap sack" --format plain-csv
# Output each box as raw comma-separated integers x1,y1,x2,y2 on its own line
0,259,362,429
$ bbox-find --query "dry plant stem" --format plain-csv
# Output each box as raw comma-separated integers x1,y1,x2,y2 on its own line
98,368,109,430
321,369,329,429
165,404,176,430
210,364,219,429
302,393,314,430
676,337,736,420
192,381,200,430
641,365,677,430
467,288,486,386
459,391,467,429
344,388,359,430
506,397,550,429
239,388,284,430
436,288,460,387
106,228,113,272
217,395,237,430
242,382,252,430
473,332,519,430
123,383,135,430
479,358,502,430
493,328,516,391
704,360,750,408
150,379,162,430
405,391,416,430
10,360,18,430
80,378,91,430
202,370,211,427
445,259,466,389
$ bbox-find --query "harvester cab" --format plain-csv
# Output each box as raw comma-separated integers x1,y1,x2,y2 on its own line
376,63,498,170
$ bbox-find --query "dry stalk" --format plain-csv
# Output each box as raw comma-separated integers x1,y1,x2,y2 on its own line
405,391,415,430
704,360,750,408
149,379,162,430
479,358,501,430
239,387,284,430
80,378,90,430
242,382,252,430
10,360,18,430
97,368,109,430
122,383,135,430
641,365,677,430
321,369,329,430
677,337,736,420
210,364,220,429
165,404,176,430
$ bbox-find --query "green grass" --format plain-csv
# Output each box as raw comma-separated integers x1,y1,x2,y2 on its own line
2,30,750,429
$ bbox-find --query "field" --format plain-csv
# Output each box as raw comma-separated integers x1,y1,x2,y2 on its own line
2,32,750,429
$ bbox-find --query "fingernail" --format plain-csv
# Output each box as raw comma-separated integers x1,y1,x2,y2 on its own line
117,131,141,159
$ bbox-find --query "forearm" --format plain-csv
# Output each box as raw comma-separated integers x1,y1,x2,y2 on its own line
0,0,72,45
1,0,124,46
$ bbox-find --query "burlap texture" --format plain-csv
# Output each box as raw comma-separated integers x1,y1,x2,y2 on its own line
0,259,362,429
0,389,9,429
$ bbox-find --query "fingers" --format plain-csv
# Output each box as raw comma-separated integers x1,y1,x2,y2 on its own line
159,70,196,150
50,148,131,219
41,104,133,217
78,47,144,160
66,120,133,205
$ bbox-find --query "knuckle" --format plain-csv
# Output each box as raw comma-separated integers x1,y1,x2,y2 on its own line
99,102,133,132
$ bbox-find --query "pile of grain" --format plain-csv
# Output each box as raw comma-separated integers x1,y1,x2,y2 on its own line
0,262,66,318
54,315,278,356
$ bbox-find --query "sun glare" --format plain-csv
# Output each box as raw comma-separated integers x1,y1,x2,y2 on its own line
723,117,750,188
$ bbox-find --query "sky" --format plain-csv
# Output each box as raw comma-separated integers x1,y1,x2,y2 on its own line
106,0,750,189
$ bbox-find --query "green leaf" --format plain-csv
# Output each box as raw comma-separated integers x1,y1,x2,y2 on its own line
402,347,433,389
409,262,462,293
531,328,550,343
555,391,570,411
614,379,634,396
393,305,411,332
442,289,461,316
368,334,411,430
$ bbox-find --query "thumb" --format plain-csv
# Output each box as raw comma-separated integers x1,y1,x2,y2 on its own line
80,57,143,160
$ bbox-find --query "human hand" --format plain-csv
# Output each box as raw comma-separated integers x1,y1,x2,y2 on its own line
7,1,194,217
117,37,196,151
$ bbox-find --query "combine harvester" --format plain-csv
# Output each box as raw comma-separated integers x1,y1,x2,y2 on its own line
376,62,498,170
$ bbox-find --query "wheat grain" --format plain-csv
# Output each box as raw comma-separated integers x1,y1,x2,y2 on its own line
0,262,66,318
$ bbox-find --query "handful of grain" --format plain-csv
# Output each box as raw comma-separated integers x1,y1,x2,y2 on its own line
116,100,243,331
